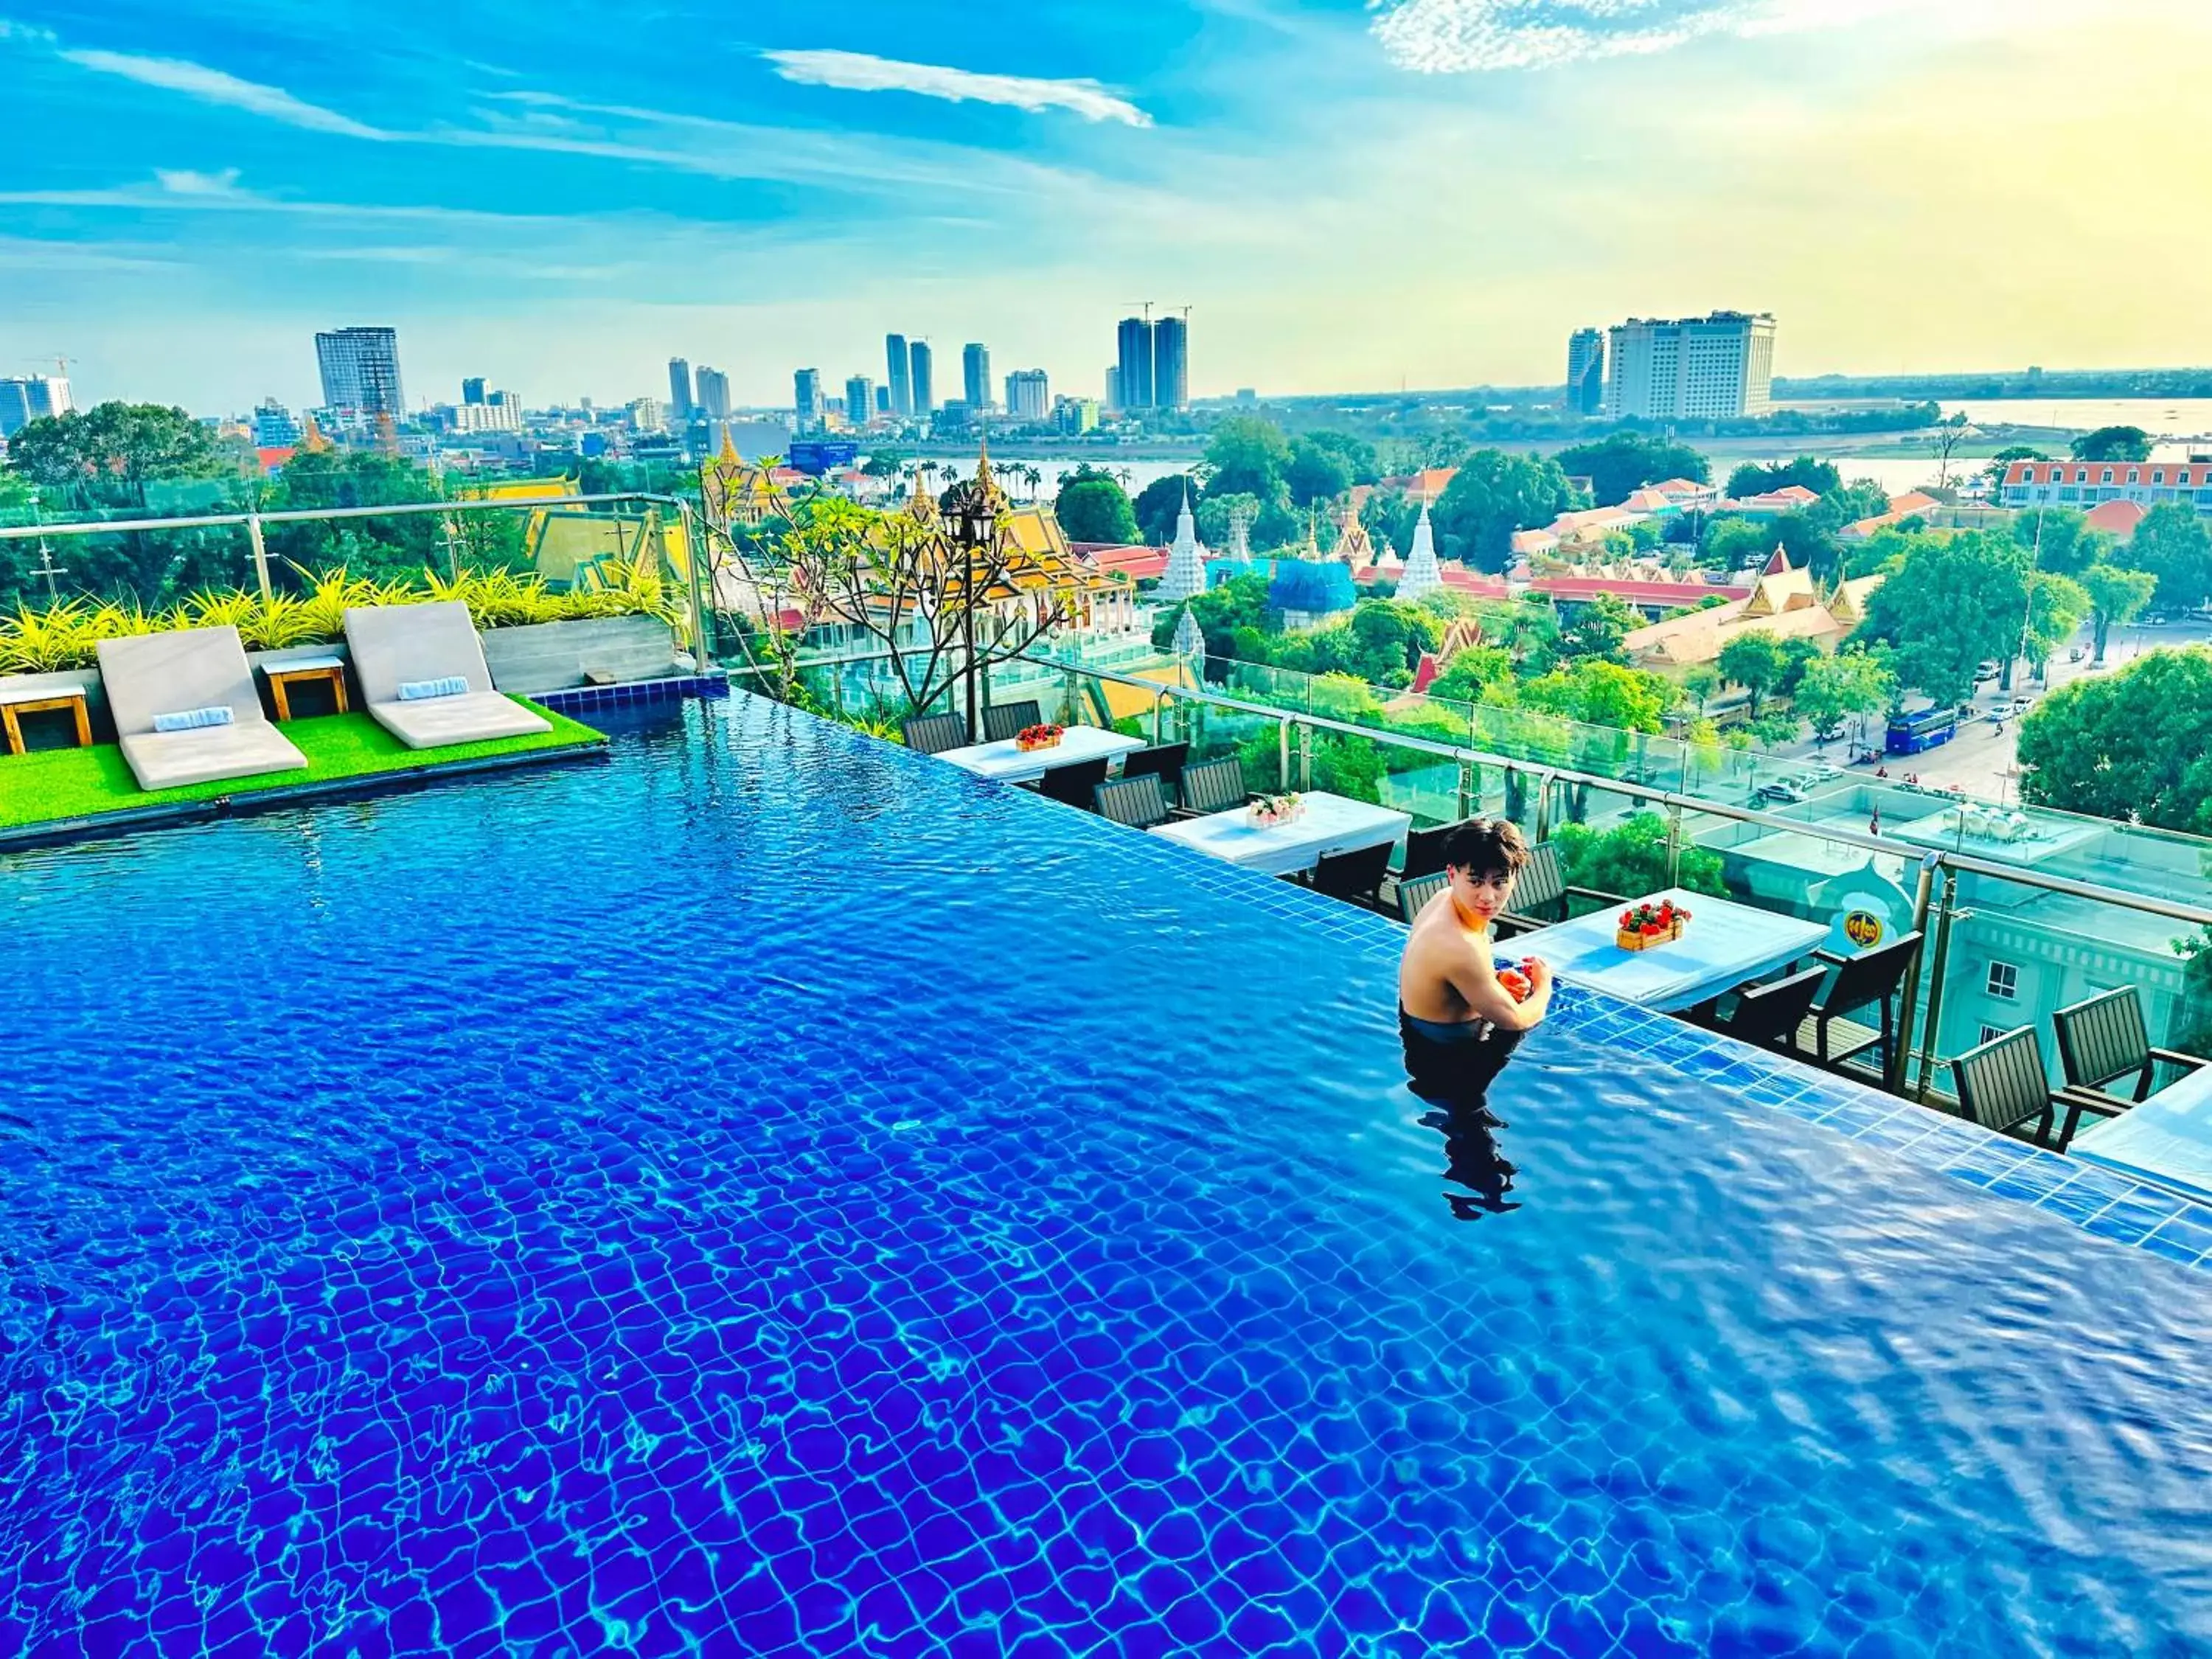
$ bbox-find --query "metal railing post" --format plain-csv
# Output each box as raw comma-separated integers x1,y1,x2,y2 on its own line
1150,686,1164,747
1456,760,1474,821
1888,853,1941,1094
245,514,273,604
1666,801,1684,886
1913,869,1962,1103
1534,771,1554,843
1278,717,1292,792
1298,720,1314,791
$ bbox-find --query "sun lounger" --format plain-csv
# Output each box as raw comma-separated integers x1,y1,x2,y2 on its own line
343,602,552,750
95,626,308,791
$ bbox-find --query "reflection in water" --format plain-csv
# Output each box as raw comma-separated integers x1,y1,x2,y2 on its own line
1421,1096,1520,1221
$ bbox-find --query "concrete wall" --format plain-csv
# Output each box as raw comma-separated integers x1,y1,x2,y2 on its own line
481,616,683,696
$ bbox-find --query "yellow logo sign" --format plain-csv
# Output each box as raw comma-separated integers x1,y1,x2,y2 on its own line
1844,910,1885,949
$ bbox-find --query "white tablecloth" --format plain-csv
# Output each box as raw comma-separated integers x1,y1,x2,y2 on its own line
1506,888,1831,1014
2070,1063,2212,1205
935,726,1147,785
1150,792,1411,877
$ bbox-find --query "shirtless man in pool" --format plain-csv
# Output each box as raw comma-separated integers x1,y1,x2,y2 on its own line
1397,818,1555,1102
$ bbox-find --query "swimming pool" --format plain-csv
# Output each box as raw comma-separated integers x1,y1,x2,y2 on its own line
5,692,2211,1655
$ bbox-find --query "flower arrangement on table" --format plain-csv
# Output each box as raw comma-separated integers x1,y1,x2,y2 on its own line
1246,791,1304,828
1616,898,1690,953
1013,723,1065,753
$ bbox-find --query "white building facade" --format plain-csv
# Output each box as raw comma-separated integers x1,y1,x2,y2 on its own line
1604,312,1775,422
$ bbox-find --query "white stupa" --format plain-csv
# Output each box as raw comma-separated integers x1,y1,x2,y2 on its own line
1155,480,1208,605
1172,605,1206,660
1396,498,1444,603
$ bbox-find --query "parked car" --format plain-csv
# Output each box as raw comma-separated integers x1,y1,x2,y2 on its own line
1753,781,1806,807
1973,661,2002,682
2010,696,2034,714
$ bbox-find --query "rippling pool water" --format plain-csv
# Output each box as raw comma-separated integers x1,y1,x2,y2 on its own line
5,693,2211,1656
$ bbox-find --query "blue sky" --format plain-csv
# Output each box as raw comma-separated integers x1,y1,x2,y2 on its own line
1,0,2205,414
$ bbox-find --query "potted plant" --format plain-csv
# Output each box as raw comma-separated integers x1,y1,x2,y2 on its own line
1616,898,1689,952
1014,722,1065,753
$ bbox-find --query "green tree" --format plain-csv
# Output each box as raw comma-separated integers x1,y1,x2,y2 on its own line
2071,425,2153,463
1517,660,1672,733
1726,456,1841,499
1717,629,1789,717
1131,474,1197,545
1984,445,2048,498
1432,450,1579,574
2011,507,2112,578
1284,437,1354,508
1053,467,1139,544
2017,650,2212,831
1147,571,1273,669
1776,635,1825,699
5,401,229,509
1304,429,1382,486
1806,479,1891,533
2125,502,2212,612
1853,529,2031,706
1767,512,1843,582
1203,417,1292,501
1194,490,1259,552
1555,594,1638,664
1681,663,1722,716
2024,573,2092,678
1552,811,1725,899
1703,517,1775,571
1551,433,1708,507
1427,646,1514,705
1792,652,1894,744
2081,563,2157,663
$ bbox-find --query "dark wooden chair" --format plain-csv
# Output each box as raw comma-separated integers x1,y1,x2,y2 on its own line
1695,966,1829,1053
1380,821,1460,916
1397,870,1450,925
901,712,969,755
1308,842,1396,909
1172,758,1248,818
1093,775,1171,830
1119,742,1191,804
982,700,1043,744
1495,842,1623,938
1787,931,1922,1089
2053,987,2205,1110
1038,758,1110,809
1951,1026,2122,1152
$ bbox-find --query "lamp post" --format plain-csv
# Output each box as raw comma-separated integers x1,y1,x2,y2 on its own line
942,453,1006,738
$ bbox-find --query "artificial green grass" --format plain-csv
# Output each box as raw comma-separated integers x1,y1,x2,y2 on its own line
0,703,603,831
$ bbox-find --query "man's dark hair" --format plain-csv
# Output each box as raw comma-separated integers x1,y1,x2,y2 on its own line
1443,818,1530,880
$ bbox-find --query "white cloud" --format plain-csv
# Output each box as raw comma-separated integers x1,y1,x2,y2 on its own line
762,49,1152,127
57,48,389,138
154,167,248,198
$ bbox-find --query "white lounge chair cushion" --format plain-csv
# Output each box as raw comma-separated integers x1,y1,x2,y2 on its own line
397,676,470,702
151,705,236,733
369,692,552,751
118,723,307,791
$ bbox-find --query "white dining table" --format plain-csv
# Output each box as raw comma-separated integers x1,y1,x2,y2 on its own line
2069,1063,2212,1205
934,725,1147,785
1150,791,1412,878
1505,888,1831,1014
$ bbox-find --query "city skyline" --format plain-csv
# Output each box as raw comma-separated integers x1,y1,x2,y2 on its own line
2,0,2207,411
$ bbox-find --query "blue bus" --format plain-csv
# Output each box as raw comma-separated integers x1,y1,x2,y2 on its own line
1886,704,1958,757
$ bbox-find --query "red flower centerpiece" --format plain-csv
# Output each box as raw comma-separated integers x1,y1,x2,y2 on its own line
1014,723,1065,753
1616,899,1691,953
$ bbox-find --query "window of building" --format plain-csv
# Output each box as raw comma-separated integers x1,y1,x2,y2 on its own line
1986,961,2020,1001
1980,1024,2010,1048
2101,469,2115,484
2154,470,2166,484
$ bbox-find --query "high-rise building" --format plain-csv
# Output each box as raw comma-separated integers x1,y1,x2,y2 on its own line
462,377,486,407
1116,316,1155,411
1152,315,1189,411
961,344,991,411
794,369,824,431
908,341,933,415
1105,366,1121,412
314,327,404,417
1004,369,1050,423
885,334,912,417
694,365,732,422
627,396,664,434
846,375,874,427
1053,397,1099,436
1604,312,1775,422
250,398,299,448
0,375,73,437
1566,329,1606,417
668,358,695,422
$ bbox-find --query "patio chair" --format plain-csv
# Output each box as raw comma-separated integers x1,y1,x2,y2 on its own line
1172,757,1249,819
1694,966,1828,1053
2053,987,2207,1110
94,625,309,791
1380,820,1461,915
1039,757,1110,809
1495,842,1623,939
982,700,1043,744
1950,1026,2121,1152
901,712,970,755
1093,775,1171,830
1308,842,1394,910
1119,742,1190,803
1397,870,1450,925
1786,931,1922,1089
342,602,552,751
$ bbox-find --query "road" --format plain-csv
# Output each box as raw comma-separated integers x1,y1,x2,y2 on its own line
1776,616,2212,806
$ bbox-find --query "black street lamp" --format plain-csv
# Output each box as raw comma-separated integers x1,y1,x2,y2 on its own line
942,451,1006,738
